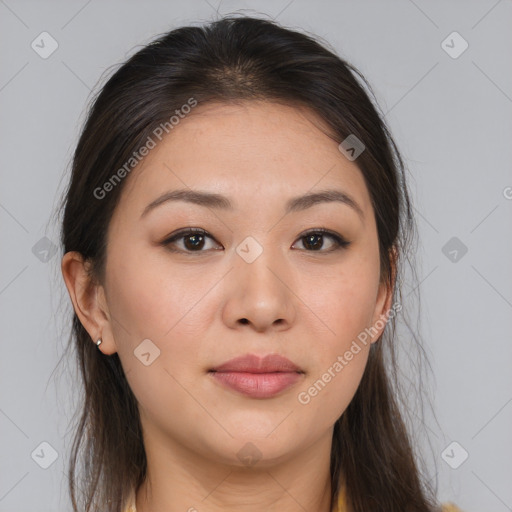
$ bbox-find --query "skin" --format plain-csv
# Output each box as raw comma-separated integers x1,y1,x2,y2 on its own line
62,100,394,512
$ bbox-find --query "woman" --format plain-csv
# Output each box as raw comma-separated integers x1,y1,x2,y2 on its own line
60,15,463,512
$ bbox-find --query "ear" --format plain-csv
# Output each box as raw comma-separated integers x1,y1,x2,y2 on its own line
61,251,118,355
369,245,398,344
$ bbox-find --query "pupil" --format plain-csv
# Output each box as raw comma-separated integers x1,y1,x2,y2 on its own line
305,234,322,250
185,234,204,250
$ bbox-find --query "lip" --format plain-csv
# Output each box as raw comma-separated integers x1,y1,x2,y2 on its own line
210,353,303,373
209,353,304,399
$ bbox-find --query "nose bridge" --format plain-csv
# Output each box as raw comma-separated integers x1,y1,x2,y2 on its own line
236,236,288,298
224,235,296,330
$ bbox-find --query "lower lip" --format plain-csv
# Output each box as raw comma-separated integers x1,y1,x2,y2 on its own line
209,371,303,398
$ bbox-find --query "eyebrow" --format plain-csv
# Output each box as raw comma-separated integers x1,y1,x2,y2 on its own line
140,188,364,221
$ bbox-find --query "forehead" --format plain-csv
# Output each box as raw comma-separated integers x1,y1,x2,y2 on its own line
117,100,372,219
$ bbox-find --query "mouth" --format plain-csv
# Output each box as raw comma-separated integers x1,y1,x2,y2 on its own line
208,353,305,399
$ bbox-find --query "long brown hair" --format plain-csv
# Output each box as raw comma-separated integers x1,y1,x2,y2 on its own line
58,14,439,512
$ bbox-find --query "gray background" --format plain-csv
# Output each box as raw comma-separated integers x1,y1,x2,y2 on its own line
1,1,511,511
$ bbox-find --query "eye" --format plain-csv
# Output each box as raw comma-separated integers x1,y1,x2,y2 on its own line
161,228,221,253
292,228,351,252
161,227,351,254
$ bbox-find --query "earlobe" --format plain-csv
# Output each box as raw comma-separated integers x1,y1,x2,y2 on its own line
60,251,118,355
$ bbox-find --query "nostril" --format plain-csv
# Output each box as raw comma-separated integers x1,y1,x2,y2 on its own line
240,318,249,324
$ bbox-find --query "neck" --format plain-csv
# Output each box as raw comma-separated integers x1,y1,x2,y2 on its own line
135,427,336,512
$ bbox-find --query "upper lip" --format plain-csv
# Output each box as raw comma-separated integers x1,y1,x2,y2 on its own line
210,353,303,373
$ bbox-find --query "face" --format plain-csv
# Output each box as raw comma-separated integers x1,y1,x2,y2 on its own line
87,101,392,468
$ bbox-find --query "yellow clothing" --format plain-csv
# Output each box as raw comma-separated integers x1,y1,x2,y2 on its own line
334,483,463,512
440,505,464,512
124,487,463,512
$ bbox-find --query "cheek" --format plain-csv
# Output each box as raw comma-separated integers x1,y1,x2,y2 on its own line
295,279,374,427
106,261,168,342
310,258,380,346
293,252,379,420
296,347,369,427
104,246,213,395
105,244,212,344
105,253,206,430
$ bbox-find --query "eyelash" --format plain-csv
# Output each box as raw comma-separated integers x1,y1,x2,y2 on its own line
161,227,351,254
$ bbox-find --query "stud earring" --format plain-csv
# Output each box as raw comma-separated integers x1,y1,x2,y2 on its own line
96,339,102,347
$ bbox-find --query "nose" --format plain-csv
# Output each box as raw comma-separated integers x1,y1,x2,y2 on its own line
221,245,297,333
